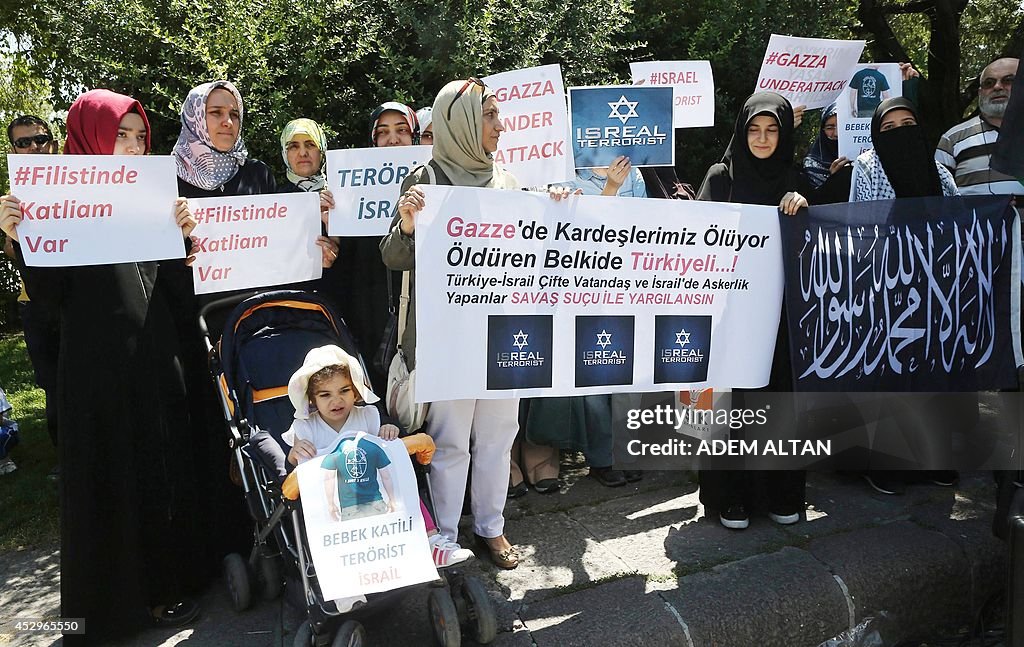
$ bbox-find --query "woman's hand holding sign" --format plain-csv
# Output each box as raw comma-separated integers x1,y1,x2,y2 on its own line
398,186,425,236
0,194,22,242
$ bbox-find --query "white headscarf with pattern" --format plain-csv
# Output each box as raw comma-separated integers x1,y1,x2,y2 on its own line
173,80,249,190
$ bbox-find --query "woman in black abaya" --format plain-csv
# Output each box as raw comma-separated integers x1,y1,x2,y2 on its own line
0,89,201,642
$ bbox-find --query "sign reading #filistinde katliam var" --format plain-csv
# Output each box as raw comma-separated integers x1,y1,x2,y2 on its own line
327,146,432,237
568,85,675,168
189,192,321,294
412,186,785,402
7,154,185,266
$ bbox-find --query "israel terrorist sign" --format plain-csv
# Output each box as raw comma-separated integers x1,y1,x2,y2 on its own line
412,186,786,402
568,86,675,168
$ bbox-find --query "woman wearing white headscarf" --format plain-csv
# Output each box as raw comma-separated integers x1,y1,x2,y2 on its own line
381,79,571,569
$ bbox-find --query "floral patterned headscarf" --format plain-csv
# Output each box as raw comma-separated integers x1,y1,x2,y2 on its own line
173,80,249,190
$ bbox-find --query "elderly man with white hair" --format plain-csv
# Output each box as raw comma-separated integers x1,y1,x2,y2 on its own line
935,57,1023,196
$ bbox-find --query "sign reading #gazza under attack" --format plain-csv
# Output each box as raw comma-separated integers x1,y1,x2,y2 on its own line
568,86,674,168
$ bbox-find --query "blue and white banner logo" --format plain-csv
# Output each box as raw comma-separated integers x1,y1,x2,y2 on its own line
486,315,554,390
574,315,635,387
653,315,712,383
569,86,674,168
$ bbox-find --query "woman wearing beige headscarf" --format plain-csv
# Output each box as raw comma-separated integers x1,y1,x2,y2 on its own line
381,78,571,569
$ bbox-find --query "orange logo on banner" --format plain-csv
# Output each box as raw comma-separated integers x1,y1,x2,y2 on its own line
679,388,714,409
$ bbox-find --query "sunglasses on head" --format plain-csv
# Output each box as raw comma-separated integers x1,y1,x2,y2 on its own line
13,133,52,149
980,74,1015,90
446,77,487,121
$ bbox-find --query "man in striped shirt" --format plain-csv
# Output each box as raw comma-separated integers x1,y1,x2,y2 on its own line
935,57,1022,196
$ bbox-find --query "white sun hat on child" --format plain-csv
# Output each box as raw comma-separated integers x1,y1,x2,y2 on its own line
287,345,379,419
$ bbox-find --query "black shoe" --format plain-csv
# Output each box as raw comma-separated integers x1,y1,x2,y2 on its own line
864,473,904,495
623,470,643,483
507,481,529,498
533,478,560,494
47,465,60,481
719,505,749,530
590,467,626,487
928,470,959,487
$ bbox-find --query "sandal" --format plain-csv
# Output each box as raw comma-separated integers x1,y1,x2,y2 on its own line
150,599,200,627
475,534,519,570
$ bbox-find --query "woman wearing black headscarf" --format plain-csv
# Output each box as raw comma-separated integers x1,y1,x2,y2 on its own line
850,97,959,201
696,92,808,530
849,97,961,496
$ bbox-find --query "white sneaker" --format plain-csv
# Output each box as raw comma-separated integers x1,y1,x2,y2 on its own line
428,534,474,568
0,456,16,475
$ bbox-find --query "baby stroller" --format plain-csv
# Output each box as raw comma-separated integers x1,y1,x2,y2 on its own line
199,289,497,647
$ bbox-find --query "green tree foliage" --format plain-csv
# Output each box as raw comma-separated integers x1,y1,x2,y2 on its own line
0,0,1021,191
626,0,861,183
11,0,636,179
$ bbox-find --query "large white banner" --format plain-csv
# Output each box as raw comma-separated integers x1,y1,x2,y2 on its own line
413,186,785,402
755,34,866,109
326,146,432,237
629,60,715,128
7,154,184,267
189,192,321,294
296,431,437,599
836,63,902,160
483,65,574,187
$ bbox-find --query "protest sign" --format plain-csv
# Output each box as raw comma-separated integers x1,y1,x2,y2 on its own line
483,65,573,187
326,146,432,237
7,154,184,267
781,196,1023,391
413,186,785,401
296,431,437,599
629,60,715,128
189,192,321,294
755,34,866,109
836,63,902,160
569,86,674,168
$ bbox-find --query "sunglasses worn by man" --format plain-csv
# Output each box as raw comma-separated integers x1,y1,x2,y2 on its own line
12,133,52,149
980,75,1015,90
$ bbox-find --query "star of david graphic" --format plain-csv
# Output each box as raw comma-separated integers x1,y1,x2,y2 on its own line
513,330,529,350
675,329,691,348
607,95,639,125
345,447,368,479
595,330,612,349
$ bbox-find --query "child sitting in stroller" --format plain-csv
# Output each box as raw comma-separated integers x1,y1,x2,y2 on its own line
282,345,473,568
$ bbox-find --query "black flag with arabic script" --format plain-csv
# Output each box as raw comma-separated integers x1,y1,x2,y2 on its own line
781,196,1022,391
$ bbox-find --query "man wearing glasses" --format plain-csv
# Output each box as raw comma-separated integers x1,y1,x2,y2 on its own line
935,57,1022,196
3,115,60,479
8,115,58,155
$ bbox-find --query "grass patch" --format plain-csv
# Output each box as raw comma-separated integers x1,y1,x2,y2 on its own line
0,332,59,552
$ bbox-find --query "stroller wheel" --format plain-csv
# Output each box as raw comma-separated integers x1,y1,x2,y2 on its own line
460,576,498,644
428,588,461,647
223,553,252,612
331,620,366,647
293,620,312,647
257,553,283,600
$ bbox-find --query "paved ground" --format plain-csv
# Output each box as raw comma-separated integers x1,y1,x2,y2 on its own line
0,460,1008,647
